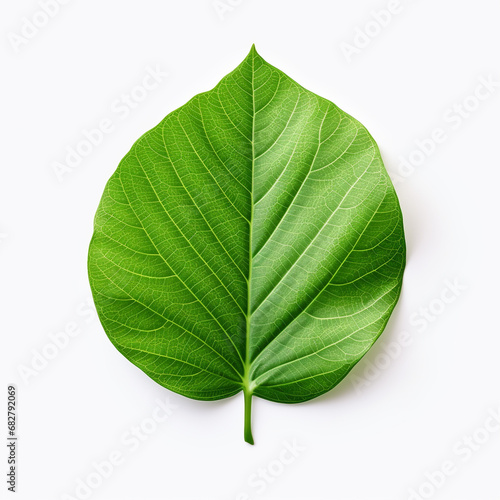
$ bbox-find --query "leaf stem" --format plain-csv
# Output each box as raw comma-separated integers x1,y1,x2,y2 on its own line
244,387,254,445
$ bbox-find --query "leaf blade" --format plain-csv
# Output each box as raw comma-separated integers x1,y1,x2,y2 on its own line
88,46,405,437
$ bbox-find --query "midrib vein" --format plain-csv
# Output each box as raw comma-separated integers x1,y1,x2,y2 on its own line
244,49,256,390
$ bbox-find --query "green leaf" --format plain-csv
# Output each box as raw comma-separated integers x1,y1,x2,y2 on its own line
88,45,406,444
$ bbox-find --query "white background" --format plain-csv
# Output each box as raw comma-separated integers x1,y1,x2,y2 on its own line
1,1,500,499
